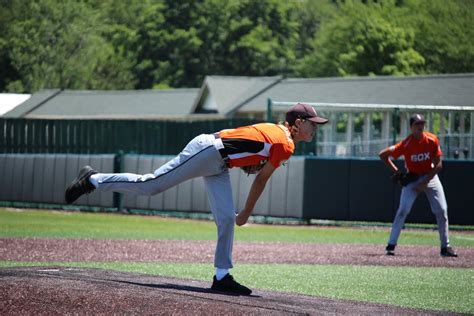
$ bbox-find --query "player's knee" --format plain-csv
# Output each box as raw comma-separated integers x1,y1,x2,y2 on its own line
147,183,167,195
439,207,448,216
149,186,164,195
218,212,236,226
396,208,410,219
433,207,448,219
441,204,448,214
431,202,447,215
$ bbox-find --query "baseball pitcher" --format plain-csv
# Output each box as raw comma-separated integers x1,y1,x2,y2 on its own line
65,103,328,295
379,114,458,257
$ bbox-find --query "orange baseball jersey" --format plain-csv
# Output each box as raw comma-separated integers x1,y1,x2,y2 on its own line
389,131,442,175
218,123,295,168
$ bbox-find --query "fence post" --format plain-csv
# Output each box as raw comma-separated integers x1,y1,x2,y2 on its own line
267,98,273,122
346,112,353,156
0,119,4,153
363,112,372,155
113,150,124,212
471,112,474,159
392,108,399,145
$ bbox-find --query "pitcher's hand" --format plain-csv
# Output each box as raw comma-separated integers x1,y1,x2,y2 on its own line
236,211,250,226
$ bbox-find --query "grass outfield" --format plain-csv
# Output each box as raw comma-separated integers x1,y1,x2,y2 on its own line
1,208,473,246
1,261,472,314
1,208,473,314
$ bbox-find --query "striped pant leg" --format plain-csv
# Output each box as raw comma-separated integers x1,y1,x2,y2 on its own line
204,170,235,269
425,175,450,248
388,181,419,246
95,134,226,195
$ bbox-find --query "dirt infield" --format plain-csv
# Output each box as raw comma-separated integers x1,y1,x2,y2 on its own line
1,237,471,314
0,267,460,315
1,238,472,268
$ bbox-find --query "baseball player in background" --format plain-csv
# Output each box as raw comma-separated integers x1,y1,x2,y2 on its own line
65,103,328,295
379,114,458,257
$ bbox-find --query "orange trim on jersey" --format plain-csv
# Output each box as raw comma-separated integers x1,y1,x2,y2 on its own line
218,123,295,168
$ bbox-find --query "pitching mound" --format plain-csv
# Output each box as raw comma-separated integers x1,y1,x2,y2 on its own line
2,238,472,268
0,267,457,315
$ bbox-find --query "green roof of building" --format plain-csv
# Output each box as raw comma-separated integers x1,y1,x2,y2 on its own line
4,89,199,119
241,73,474,112
191,76,282,117
5,74,473,119
192,74,474,116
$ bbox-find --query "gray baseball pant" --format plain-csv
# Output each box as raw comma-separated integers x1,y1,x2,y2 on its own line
94,134,235,269
388,174,450,247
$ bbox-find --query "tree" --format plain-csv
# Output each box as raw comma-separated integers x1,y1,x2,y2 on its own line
221,0,299,77
397,0,474,74
1,0,472,92
4,0,135,93
297,0,425,77
128,0,301,88
292,0,336,60
0,0,25,91
92,0,164,89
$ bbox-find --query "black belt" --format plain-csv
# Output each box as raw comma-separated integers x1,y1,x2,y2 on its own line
214,133,231,168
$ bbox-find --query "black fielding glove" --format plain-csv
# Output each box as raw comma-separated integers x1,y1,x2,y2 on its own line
391,172,419,186
391,171,404,185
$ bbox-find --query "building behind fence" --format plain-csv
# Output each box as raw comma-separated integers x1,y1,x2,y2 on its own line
269,100,474,159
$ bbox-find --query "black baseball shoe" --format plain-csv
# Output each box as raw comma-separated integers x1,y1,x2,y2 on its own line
385,244,396,256
65,166,98,204
211,274,252,296
440,246,458,257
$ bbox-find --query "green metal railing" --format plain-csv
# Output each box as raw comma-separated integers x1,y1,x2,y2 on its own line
0,118,261,154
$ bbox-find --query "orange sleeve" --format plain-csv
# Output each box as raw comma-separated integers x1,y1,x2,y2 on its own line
388,141,404,160
268,144,292,168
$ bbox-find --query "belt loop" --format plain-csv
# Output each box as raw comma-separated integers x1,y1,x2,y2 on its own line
213,136,224,150
212,134,230,168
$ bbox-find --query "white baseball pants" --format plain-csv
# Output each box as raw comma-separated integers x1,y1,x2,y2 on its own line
388,174,450,247
93,134,235,269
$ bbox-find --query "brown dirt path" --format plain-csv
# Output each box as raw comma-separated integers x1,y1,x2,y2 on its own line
0,267,461,315
1,238,472,268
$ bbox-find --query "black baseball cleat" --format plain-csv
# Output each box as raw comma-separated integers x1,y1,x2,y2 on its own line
385,244,396,256
440,246,458,257
65,166,98,204
211,274,252,296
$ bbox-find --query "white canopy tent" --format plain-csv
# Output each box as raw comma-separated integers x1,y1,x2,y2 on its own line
0,94,31,116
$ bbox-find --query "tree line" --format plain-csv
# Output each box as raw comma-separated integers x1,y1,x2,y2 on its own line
0,0,472,93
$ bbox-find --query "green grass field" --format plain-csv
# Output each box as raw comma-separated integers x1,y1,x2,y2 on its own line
1,208,473,314
1,208,473,246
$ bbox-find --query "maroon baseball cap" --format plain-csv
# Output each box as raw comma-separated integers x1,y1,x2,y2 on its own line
286,103,328,125
409,113,426,126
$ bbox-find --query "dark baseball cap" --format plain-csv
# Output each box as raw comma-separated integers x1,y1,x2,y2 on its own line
409,114,426,126
286,103,328,125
